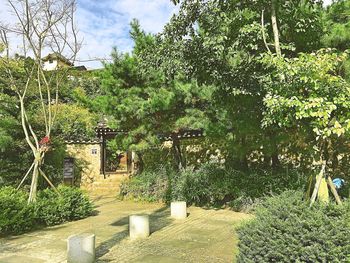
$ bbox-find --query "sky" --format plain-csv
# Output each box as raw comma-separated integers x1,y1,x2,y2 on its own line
75,0,178,68
0,0,334,69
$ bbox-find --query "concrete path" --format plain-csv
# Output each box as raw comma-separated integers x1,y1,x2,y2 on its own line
0,198,250,263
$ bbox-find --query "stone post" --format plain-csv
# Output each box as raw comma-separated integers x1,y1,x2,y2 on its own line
171,201,187,219
129,214,150,239
67,233,95,263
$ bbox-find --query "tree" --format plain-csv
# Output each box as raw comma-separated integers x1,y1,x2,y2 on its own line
262,50,348,204
86,21,213,170
0,0,80,202
160,0,324,168
322,0,350,51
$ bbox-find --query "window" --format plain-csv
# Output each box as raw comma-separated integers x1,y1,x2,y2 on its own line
49,59,53,64
91,148,97,155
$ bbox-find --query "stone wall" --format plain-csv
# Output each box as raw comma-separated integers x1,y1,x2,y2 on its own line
66,143,101,192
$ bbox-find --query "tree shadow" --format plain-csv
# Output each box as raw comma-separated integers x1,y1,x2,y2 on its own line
95,206,174,260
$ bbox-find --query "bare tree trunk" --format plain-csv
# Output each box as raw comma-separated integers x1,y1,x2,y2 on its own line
28,160,39,203
271,0,281,56
1,0,81,202
261,10,271,53
172,138,184,171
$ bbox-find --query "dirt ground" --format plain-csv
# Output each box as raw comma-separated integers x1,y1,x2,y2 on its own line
0,197,251,263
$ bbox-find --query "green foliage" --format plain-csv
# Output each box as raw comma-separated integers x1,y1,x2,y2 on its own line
322,0,350,51
0,187,36,235
0,186,93,235
120,167,169,202
35,185,93,226
262,50,350,169
120,164,308,208
51,104,98,141
263,50,350,137
170,165,236,205
237,191,350,262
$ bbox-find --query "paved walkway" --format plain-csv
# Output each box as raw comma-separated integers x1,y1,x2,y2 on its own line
0,198,250,263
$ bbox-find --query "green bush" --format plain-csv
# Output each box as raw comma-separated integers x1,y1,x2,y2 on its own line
0,185,93,235
36,185,93,226
120,164,308,209
170,164,237,206
237,191,350,262
120,167,169,202
0,187,36,235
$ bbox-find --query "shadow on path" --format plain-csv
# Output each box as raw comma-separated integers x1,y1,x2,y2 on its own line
95,206,174,260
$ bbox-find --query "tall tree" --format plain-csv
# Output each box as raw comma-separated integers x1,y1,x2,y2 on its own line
0,0,80,202
262,50,347,204
88,21,213,170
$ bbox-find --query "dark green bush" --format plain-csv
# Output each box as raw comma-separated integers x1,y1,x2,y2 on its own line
0,185,93,235
120,164,307,209
120,167,169,202
36,185,93,226
237,191,350,262
170,164,237,206
0,187,36,235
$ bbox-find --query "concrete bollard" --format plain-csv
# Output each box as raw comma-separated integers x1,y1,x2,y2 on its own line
129,215,150,239
67,233,95,263
171,201,187,219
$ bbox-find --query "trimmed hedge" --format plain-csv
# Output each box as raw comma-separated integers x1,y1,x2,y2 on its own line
36,185,93,226
0,185,93,235
237,191,350,262
0,187,36,234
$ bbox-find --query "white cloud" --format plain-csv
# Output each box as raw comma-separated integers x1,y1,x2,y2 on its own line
0,0,178,69
76,0,178,68
0,0,335,69
323,0,332,6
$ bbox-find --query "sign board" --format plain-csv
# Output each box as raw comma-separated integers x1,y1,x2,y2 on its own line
63,157,74,179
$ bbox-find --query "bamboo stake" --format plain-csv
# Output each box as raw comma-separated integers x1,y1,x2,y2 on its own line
310,162,326,207
326,176,342,205
17,162,35,190
39,168,61,196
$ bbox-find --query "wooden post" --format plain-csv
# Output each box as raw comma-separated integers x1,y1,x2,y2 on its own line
100,136,106,178
327,176,342,205
310,162,326,206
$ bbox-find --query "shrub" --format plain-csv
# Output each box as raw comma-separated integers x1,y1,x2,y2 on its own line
121,164,308,209
0,185,93,235
36,185,93,226
0,187,36,235
120,167,169,202
237,191,350,262
170,164,238,206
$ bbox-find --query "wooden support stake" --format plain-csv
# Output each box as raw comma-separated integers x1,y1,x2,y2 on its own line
17,162,35,190
327,176,342,206
310,162,326,207
39,168,61,196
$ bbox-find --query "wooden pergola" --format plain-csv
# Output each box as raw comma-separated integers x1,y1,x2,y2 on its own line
95,122,205,174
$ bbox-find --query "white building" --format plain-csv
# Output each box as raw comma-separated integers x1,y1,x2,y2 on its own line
42,53,74,71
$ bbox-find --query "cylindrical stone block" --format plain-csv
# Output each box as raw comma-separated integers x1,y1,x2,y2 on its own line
171,201,187,219
129,214,150,239
67,233,95,263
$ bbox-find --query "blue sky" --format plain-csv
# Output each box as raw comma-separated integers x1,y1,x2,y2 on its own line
77,0,332,68
75,0,178,68
0,0,333,69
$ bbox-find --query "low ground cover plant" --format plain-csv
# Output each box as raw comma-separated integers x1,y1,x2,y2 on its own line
0,185,93,235
236,191,350,262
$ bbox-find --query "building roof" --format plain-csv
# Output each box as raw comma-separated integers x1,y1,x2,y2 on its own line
42,53,74,66
95,125,204,141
